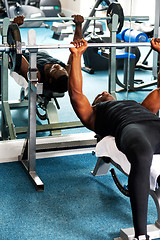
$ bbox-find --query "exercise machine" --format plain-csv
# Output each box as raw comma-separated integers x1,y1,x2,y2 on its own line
82,0,156,92
1,0,45,27
25,0,61,17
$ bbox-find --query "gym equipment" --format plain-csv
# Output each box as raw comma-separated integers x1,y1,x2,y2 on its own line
0,21,151,72
51,19,74,40
92,136,160,240
99,46,139,91
7,23,22,72
5,34,152,51
51,16,104,40
106,2,124,34
9,5,45,28
82,0,149,74
117,28,148,43
39,0,61,17
82,0,113,35
2,0,45,27
25,0,62,17
25,0,40,8
9,4,45,28
82,0,125,36
83,36,141,71
20,85,65,136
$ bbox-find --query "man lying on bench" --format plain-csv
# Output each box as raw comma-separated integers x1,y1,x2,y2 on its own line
12,14,84,93
68,38,160,240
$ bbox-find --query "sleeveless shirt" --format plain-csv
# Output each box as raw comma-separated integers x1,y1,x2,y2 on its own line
95,100,160,141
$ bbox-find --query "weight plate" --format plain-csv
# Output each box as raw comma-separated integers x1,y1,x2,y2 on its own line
7,23,22,72
107,2,124,34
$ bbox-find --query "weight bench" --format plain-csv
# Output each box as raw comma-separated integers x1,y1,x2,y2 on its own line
92,135,160,240
10,70,64,135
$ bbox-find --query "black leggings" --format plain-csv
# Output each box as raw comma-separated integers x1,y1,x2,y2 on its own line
119,121,160,238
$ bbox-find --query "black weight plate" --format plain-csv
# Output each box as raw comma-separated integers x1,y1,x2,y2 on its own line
7,23,22,72
107,2,124,34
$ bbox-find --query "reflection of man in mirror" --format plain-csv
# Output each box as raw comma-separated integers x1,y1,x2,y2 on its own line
13,14,84,93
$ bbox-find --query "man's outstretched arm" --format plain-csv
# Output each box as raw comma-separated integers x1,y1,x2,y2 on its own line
66,15,84,74
141,38,160,113
69,39,95,130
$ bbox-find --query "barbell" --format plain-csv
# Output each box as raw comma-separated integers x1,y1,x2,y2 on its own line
3,23,151,72
0,15,149,23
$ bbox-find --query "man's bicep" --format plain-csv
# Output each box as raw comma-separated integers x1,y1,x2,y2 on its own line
70,94,93,126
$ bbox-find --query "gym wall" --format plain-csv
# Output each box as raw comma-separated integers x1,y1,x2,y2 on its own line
60,0,96,16
61,0,155,24
118,0,155,23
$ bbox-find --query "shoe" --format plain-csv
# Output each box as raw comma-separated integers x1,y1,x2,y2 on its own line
137,235,151,240
138,236,146,240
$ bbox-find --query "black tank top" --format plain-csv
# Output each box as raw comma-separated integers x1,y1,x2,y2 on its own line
95,100,160,139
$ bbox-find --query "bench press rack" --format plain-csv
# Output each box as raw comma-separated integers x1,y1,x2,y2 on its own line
16,28,97,191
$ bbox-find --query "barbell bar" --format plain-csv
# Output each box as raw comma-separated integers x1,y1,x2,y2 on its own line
27,41,151,50
0,16,150,23
5,23,151,72
3,41,151,53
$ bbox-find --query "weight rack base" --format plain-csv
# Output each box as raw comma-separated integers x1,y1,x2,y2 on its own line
19,157,44,191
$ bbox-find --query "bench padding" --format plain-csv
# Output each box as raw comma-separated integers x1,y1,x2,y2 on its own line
95,136,160,191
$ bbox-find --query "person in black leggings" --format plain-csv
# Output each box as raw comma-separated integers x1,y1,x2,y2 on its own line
68,38,160,240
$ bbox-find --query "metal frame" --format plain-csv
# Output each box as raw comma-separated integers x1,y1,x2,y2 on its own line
17,29,96,191
0,15,150,23
108,14,118,99
152,0,160,80
0,18,82,140
18,29,44,190
1,18,16,139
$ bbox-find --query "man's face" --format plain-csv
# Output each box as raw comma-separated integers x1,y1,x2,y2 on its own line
93,91,115,105
49,64,68,81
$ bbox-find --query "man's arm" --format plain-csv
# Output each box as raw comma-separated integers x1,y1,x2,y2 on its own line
66,15,84,74
141,38,160,113
12,15,41,81
141,89,160,113
19,56,41,81
69,39,95,130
